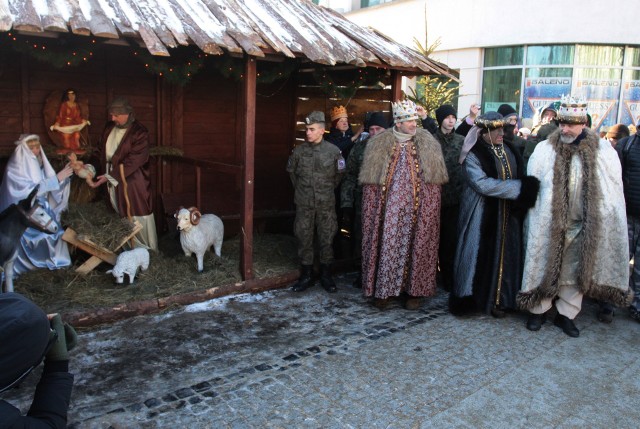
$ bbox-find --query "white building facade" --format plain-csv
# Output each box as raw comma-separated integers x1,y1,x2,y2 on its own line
314,0,640,130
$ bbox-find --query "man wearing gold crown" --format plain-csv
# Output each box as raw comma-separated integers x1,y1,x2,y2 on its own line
359,100,448,310
326,105,362,161
518,95,633,337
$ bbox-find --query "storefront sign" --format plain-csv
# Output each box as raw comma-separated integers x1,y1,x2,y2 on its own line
576,79,620,129
523,77,571,119
622,80,640,126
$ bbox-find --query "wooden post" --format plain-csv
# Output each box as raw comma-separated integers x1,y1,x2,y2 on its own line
240,55,256,281
391,70,403,102
196,165,201,209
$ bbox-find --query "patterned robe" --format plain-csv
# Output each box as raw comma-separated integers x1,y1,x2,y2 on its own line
359,128,448,299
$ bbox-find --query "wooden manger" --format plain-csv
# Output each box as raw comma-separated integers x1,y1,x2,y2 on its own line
62,220,142,274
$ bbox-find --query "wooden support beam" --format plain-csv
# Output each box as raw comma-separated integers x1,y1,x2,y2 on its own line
391,70,403,102
240,55,256,281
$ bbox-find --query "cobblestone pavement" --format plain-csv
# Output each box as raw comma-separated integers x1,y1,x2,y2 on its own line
4,273,640,428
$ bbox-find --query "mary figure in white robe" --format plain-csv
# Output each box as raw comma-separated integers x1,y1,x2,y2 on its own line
0,134,73,276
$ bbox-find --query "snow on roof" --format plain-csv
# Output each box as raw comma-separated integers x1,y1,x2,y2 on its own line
0,0,455,76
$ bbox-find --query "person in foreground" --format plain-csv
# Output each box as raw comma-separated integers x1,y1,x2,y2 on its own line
518,96,633,337
0,292,77,428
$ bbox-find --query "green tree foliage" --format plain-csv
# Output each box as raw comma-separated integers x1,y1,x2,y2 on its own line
406,36,460,117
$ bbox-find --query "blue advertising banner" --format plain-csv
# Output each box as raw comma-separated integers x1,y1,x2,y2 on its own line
523,77,571,119
575,79,620,129
622,80,640,126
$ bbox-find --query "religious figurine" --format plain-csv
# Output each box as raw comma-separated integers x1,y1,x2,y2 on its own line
49,89,90,154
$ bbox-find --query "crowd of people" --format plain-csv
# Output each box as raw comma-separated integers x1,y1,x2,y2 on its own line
289,96,637,339
2,94,638,427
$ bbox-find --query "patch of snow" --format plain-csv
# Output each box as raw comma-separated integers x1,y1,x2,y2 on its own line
184,289,280,313
243,0,295,46
96,0,116,20
152,0,184,35
113,0,140,31
78,0,92,19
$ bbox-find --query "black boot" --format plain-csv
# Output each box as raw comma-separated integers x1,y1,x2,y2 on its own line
526,313,546,331
292,265,314,292
554,313,580,337
319,264,337,293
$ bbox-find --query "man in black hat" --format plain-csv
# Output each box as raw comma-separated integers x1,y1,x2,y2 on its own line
497,103,527,156
0,293,77,428
433,105,464,292
287,111,346,293
341,111,389,288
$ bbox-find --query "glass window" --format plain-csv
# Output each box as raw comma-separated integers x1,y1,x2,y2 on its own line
526,45,574,65
624,69,640,81
482,69,522,111
484,47,523,67
574,68,622,80
361,0,382,7
627,47,640,67
525,68,573,78
575,45,623,66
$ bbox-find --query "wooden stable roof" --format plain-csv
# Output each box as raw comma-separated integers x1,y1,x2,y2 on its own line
0,0,456,78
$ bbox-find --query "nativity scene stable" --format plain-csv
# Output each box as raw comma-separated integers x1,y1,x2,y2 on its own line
0,0,455,321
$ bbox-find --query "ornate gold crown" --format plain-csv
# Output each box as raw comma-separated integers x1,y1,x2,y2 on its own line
330,105,349,121
557,94,588,124
392,100,419,123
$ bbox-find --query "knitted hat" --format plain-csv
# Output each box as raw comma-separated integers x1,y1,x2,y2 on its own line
557,95,588,124
435,105,457,126
606,124,630,140
497,104,517,120
392,100,419,123
329,106,348,122
305,111,325,125
366,111,389,130
108,97,133,115
474,111,505,130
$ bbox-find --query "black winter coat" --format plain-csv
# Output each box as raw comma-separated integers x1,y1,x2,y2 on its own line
617,133,640,216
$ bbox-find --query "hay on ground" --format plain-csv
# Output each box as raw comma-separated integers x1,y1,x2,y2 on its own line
16,233,298,317
61,201,136,250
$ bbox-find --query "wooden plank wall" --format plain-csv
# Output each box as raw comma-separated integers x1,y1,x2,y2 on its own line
0,42,396,237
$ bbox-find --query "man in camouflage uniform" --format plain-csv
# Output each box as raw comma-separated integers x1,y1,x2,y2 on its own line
287,111,346,293
433,105,464,292
340,111,388,288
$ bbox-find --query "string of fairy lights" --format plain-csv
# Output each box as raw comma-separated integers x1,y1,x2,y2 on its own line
2,32,389,95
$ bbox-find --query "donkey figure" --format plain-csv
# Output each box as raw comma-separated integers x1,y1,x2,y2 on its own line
0,186,58,293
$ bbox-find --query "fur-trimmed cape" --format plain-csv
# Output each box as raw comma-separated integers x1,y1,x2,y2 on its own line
359,128,448,186
518,128,633,309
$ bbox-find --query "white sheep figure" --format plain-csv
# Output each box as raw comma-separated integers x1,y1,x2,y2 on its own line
175,206,224,272
106,248,150,284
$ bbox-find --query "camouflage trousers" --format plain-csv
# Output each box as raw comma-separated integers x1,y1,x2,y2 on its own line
294,205,337,265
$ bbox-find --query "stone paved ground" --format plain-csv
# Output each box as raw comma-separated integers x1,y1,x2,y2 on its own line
4,273,640,428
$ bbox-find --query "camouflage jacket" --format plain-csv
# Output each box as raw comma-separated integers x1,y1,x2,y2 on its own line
435,128,464,208
340,136,368,211
286,139,345,208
